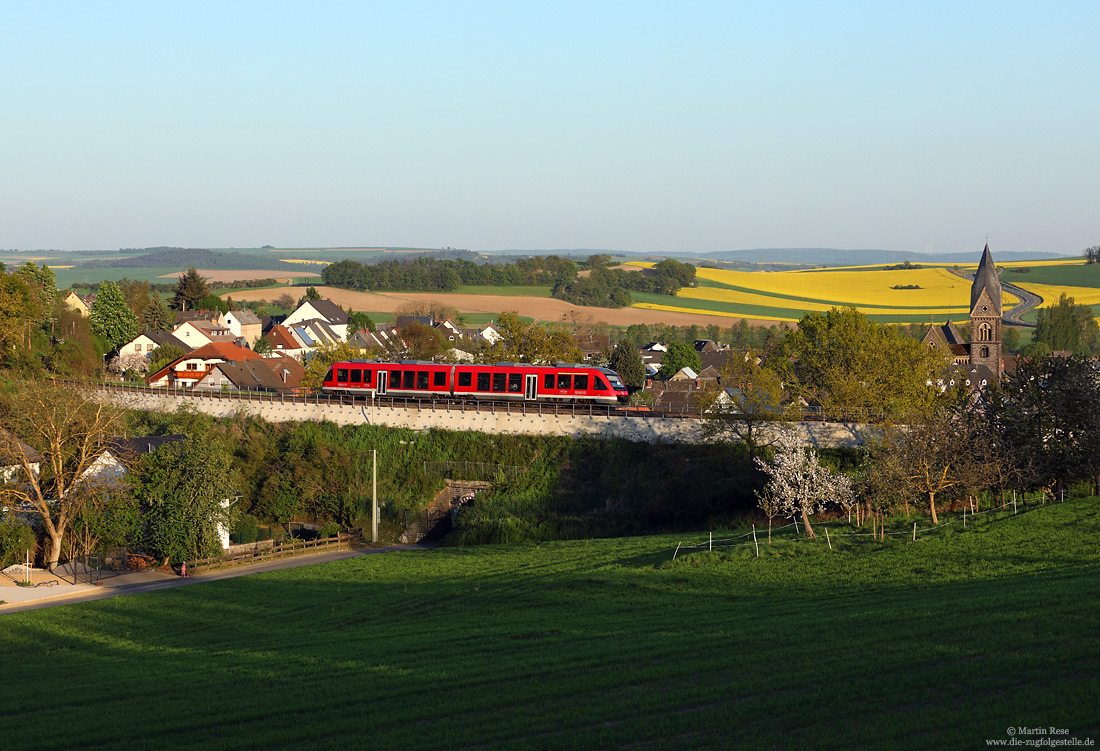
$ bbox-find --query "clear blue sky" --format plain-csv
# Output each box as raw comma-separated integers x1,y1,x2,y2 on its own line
2,1,1097,255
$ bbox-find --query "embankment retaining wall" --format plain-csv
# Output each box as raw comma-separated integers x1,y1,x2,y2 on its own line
99,390,874,447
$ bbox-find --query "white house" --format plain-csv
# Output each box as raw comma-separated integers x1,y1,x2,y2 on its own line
172,320,235,348
221,310,263,346
284,300,349,340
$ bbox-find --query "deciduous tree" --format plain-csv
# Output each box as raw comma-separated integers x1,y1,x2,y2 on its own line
778,307,948,421
0,381,129,569
755,431,854,538
701,354,796,457
607,337,645,391
90,281,138,352
659,340,701,379
130,437,238,564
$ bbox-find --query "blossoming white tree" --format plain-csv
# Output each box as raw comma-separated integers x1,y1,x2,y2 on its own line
755,430,855,538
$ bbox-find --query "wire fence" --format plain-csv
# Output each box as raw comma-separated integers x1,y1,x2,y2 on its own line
671,488,1088,560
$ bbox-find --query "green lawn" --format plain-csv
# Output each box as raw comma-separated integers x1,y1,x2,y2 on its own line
1,500,1098,750
1004,262,1100,288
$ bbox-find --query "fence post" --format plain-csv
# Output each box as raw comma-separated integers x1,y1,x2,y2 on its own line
672,542,681,560
825,527,832,551
709,531,712,552
912,522,916,542
752,525,759,558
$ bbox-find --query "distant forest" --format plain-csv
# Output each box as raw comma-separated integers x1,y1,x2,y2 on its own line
78,248,301,271
320,255,696,308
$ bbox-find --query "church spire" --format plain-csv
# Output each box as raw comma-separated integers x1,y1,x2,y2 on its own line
970,243,1002,314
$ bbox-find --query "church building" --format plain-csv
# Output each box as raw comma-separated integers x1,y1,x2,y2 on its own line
922,244,1004,383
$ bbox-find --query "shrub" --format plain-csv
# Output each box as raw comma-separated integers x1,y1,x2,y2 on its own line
0,521,36,568
231,514,259,545
318,521,343,538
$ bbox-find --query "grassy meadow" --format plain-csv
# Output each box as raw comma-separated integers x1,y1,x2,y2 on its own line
1,498,1097,750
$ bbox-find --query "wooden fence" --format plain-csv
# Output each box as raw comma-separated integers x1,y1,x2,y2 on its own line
181,533,360,574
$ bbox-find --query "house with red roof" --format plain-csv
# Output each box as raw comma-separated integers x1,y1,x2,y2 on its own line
145,342,265,388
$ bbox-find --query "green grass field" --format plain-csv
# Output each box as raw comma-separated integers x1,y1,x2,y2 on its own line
1,499,1097,750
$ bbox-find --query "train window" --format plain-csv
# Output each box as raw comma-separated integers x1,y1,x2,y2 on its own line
477,372,491,391
390,369,401,388
337,368,349,382
544,374,555,389
363,369,372,385
508,373,522,392
593,378,608,391
417,371,429,389
574,374,589,390
403,371,416,389
492,373,507,392
324,368,334,383
350,369,362,384
434,371,446,386
557,374,572,389
459,372,472,388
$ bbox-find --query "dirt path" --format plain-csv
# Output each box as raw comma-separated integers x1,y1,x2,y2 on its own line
223,285,782,328
0,544,431,614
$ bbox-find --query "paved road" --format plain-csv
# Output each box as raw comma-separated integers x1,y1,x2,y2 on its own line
0,544,432,615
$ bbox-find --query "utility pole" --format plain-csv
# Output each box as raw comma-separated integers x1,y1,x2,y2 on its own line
372,448,378,543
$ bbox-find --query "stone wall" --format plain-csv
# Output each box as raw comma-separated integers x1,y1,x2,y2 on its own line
98,389,875,447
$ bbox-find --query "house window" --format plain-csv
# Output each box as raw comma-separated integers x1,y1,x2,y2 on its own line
134,344,142,352
980,346,990,358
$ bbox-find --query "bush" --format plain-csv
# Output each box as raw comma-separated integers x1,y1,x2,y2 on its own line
318,521,343,538
231,514,259,545
0,520,36,569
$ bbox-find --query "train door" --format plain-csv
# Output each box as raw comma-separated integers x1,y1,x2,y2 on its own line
377,370,388,396
524,373,538,400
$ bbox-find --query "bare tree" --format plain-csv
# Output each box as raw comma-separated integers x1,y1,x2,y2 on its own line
868,404,995,524
0,380,129,569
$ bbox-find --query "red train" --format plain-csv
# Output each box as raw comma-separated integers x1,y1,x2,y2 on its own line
321,360,629,405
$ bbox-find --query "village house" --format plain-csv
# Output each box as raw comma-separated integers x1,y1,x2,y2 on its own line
284,299,349,340
145,342,265,388
63,291,93,317
118,331,191,360
192,354,305,394
221,310,263,346
172,319,236,348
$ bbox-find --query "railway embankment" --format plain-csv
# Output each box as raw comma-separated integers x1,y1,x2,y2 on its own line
96,386,875,447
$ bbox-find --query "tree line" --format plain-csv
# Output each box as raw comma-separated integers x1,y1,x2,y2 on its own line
319,254,695,309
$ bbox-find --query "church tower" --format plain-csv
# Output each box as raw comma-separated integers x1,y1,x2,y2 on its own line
969,244,1002,375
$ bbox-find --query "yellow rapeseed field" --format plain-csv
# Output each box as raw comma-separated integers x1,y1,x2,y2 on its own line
691,266,1017,310
1012,283,1100,307
281,259,329,265
625,261,1028,321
